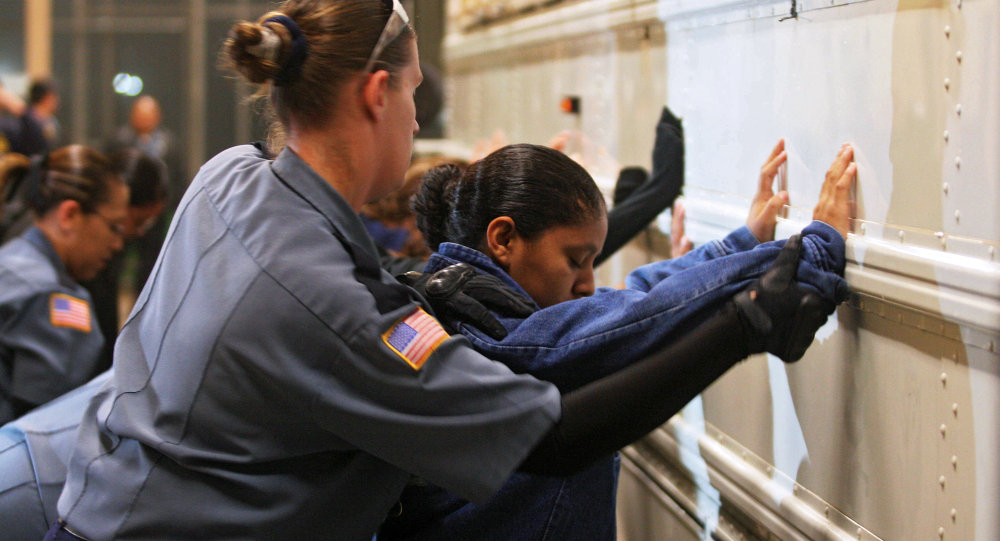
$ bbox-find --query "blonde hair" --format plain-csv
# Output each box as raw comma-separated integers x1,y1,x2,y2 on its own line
222,0,415,152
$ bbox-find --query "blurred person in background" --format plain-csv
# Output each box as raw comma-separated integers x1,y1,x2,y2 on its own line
365,155,462,274
80,148,168,373
0,78,59,157
106,95,178,295
0,145,127,424
27,80,61,150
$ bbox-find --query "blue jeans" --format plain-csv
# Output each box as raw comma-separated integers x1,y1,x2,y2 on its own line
381,455,619,541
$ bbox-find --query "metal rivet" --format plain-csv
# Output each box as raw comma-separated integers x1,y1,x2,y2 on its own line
990,246,996,258
940,424,947,437
860,223,867,234
939,475,947,488
953,403,959,416
898,230,905,241
943,182,949,194
941,372,948,386
957,0,962,8
952,455,958,469
956,50,962,62
944,25,951,38
857,528,863,539
939,526,946,538
955,156,961,169
944,78,950,91
951,508,957,522
955,209,961,222
825,506,830,517
956,103,962,116
943,130,950,142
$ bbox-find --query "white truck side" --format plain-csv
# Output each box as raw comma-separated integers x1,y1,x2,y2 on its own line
442,1,999,539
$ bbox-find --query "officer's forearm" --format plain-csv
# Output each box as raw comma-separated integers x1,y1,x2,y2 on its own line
518,303,749,476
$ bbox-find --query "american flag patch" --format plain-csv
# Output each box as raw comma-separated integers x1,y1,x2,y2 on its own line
49,293,92,332
382,308,449,370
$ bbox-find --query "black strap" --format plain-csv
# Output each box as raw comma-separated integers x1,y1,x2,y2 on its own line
269,162,413,315
331,226,413,314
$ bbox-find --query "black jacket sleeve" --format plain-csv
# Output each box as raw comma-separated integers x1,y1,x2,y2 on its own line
519,302,748,476
596,107,685,266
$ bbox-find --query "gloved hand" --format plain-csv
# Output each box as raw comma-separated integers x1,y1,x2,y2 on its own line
399,263,537,340
651,107,683,193
731,235,837,362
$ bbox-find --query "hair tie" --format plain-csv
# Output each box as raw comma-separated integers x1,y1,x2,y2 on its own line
263,15,309,86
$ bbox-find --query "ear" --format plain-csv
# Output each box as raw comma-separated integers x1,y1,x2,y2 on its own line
53,199,84,233
485,216,518,269
361,70,391,122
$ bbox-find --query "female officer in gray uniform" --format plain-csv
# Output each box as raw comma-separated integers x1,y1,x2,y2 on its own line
0,146,127,424
49,2,836,540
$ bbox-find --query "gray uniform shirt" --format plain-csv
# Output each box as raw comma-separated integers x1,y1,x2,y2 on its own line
57,145,561,541
0,227,103,424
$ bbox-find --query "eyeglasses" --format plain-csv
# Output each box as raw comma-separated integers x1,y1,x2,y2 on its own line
92,212,126,238
362,0,410,74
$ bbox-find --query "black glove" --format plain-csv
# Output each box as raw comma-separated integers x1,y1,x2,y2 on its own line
732,235,836,363
651,106,684,187
399,263,537,340
597,107,686,266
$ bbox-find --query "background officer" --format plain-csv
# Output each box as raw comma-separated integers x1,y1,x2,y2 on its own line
0,146,127,424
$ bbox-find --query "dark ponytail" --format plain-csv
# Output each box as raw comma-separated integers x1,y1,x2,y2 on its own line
413,162,463,251
414,144,606,253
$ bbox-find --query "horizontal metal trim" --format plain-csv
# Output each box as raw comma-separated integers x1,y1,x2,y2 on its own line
444,0,873,62
444,0,638,62
664,188,1000,339
618,455,710,538
635,418,881,540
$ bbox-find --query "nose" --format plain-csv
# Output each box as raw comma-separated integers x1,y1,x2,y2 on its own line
573,267,596,298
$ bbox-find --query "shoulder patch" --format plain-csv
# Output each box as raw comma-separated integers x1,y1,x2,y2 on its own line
49,293,92,332
382,308,449,371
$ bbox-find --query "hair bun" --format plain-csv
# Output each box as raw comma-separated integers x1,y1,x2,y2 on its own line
413,163,463,252
223,20,285,85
